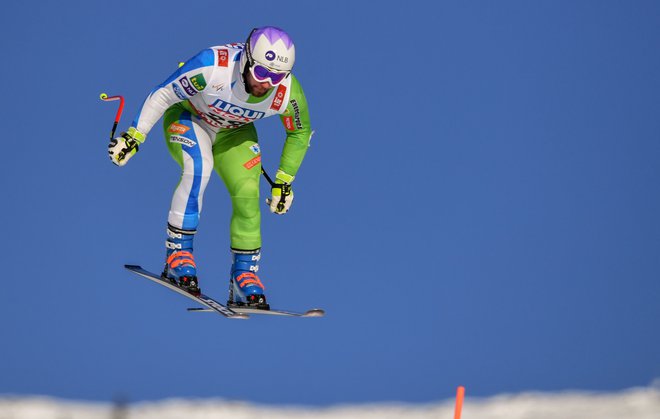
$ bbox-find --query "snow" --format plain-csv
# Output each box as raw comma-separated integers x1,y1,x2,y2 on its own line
1,385,659,419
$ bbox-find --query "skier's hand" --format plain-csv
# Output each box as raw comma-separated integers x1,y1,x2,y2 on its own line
109,127,145,166
267,170,295,215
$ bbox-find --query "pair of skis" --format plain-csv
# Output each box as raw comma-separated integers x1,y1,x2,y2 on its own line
125,265,324,320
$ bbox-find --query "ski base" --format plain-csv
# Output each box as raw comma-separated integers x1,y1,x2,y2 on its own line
125,265,324,319
187,307,325,317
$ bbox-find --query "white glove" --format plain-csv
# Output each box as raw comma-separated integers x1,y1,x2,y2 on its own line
267,170,295,214
108,127,145,166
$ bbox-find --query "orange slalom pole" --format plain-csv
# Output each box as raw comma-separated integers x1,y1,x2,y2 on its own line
454,386,465,419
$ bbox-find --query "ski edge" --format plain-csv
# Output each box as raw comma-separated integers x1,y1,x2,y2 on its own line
187,307,325,318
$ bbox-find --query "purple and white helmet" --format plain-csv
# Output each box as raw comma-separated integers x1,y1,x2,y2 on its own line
240,26,296,74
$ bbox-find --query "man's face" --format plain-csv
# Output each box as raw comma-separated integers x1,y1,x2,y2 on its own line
246,71,273,97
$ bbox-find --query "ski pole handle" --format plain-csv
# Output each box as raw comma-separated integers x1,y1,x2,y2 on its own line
99,93,125,140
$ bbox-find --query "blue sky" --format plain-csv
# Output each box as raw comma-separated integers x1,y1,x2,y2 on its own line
1,0,659,407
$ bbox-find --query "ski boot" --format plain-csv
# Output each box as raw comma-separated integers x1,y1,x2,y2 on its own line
227,249,270,310
161,225,200,295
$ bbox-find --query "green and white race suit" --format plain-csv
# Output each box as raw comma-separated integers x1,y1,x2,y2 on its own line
129,43,312,250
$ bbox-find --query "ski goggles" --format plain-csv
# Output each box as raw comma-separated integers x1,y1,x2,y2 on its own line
250,62,289,86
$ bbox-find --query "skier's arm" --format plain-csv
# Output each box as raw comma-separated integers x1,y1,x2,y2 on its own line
277,75,313,181
130,49,217,140
268,75,312,214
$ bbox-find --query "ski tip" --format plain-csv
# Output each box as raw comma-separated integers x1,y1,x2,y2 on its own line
124,264,142,270
304,309,325,317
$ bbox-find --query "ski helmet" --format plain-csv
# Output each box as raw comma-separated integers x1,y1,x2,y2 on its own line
240,26,296,77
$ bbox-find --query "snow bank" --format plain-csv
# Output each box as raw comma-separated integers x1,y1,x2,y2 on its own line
1,385,658,419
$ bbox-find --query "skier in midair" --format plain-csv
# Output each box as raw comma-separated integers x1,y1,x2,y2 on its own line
108,26,313,310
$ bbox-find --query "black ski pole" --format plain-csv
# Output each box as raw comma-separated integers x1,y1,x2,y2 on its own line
261,167,276,187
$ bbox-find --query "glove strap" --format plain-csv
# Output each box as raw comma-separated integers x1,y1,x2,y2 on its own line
275,169,295,184
127,127,146,143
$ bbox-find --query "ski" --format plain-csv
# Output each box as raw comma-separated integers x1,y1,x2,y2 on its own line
125,265,325,319
187,307,325,317
124,265,248,319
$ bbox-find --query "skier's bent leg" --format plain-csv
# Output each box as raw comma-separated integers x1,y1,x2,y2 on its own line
212,127,267,307
225,169,267,308
161,105,214,293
